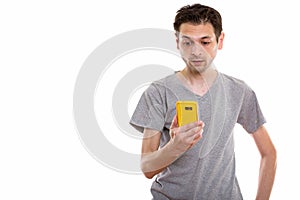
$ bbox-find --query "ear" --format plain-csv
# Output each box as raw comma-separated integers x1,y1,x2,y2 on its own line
217,32,225,50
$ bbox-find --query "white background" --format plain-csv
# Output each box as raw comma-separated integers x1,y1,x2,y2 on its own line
1,0,300,199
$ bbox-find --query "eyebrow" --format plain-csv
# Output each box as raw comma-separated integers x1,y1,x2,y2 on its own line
180,34,212,40
200,36,212,40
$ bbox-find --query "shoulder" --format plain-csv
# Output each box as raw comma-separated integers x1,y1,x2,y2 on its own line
153,72,177,85
143,72,176,96
220,73,246,86
220,72,253,92
148,72,177,91
218,72,257,104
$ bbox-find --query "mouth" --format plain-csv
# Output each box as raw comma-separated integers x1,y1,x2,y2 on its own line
190,60,205,65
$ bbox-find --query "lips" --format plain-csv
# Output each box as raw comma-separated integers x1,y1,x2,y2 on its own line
190,58,204,62
191,60,205,65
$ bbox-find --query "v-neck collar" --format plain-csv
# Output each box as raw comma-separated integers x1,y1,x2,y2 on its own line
173,70,220,99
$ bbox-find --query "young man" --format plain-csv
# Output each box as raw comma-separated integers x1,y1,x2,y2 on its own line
130,4,276,200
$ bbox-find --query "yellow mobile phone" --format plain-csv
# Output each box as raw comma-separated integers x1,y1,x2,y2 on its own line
176,101,199,127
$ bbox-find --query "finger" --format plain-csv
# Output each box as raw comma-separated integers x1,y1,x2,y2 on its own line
179,121,201,132
194,130,202,140
189,129,203,146
186,124,204,138
170,114,178,129
190,134,202,147
187,132,202,147
170,129,177,138
198,121,205,128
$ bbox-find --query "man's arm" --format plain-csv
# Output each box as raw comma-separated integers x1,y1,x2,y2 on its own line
140,115,204,179
252,125,277,200
140,129,175,179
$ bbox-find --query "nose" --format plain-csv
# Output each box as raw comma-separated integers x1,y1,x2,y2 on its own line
191,43,204,56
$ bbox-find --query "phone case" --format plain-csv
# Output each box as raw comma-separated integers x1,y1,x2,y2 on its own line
176,101,199,127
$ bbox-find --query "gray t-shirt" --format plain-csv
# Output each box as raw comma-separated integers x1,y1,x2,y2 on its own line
130,71,266,200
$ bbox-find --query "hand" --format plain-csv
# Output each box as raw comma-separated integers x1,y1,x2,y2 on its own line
169,115,204,155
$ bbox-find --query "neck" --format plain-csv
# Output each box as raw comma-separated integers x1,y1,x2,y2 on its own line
177,66,218,96
181,66,217,86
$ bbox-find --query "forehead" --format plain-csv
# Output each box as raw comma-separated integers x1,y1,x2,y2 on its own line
178,23,215,39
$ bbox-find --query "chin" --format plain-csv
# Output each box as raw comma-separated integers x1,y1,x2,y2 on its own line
190,65,209,74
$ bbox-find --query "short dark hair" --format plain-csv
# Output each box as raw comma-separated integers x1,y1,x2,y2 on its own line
173,4,223,41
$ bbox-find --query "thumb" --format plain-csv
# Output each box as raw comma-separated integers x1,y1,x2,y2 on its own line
170,114,178,129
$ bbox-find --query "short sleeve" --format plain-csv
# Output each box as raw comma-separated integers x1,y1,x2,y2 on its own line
237,85,266,133
129,82,166,133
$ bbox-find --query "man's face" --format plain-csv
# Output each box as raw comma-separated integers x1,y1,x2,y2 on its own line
176,23,224,74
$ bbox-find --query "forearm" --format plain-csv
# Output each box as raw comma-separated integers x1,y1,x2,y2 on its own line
255,154,277,200
140,120,204,179
141,141,182,179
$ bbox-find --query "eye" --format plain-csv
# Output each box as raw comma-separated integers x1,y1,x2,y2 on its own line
181,39,194,47
183,41,192,46
201,41,211,46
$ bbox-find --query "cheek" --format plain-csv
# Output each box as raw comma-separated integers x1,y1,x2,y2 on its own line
178,47,190,57
213,43,218,51
205,45,218,59
208,43,218,52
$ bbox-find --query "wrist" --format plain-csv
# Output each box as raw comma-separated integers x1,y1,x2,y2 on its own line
165,139,185,158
